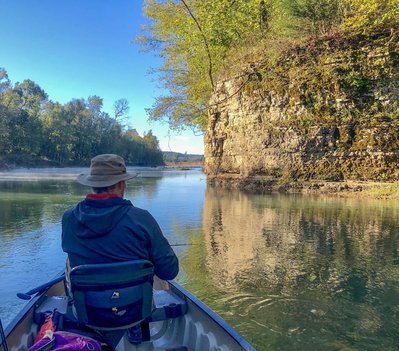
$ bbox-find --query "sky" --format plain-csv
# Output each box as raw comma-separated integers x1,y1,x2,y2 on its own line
0,0,204,155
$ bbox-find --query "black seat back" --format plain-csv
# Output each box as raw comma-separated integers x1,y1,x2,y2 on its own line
69,260,154,330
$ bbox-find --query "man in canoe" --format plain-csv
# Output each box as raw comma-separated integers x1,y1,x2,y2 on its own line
58,154,178,344
61,153,179,280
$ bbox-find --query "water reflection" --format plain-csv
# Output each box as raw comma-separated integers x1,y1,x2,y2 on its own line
199,188,399,351
1,170,399,351
0,169,205,327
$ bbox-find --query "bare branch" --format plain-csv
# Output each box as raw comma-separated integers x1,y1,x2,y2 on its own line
113,98,130,121
179,0,215,90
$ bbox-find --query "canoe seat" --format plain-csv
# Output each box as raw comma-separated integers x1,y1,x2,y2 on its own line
34,261,187,349
34,289,188,327
68,260,154,330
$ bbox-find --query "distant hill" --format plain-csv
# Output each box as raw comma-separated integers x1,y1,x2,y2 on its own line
162,151,204,163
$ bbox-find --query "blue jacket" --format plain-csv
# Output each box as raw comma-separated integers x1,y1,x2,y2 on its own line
62,196,179,280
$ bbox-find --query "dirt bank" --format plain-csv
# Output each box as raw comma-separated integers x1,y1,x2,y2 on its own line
207,175,399,200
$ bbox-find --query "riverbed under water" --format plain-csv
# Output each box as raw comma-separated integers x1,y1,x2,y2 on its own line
0,168,398,351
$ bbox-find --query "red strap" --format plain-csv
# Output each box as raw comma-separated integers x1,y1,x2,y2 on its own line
86,193,120,200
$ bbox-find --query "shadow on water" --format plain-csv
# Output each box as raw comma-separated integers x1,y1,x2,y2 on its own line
181,188,399,351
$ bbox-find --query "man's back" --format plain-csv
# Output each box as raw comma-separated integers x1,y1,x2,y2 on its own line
62,154,178,281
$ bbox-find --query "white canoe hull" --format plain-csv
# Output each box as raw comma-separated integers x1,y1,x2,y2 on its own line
2,277,256,351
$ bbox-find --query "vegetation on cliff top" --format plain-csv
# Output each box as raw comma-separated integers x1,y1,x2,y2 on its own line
140,0,399,131
244,25,399,129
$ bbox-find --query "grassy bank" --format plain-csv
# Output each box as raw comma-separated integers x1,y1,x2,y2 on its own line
335,181,399,200
164,161,204,167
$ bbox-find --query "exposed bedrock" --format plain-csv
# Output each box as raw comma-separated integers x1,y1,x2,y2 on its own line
204,28,399,188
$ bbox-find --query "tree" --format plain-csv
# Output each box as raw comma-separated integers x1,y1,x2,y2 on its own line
0,66,165,166
0,80,46,155
87,95,103,118
13,79,48,116
283,0,345,35
40,101,75,163
140,0,399,133
143,130,160,150
113,98,130,123
0,68,10,94
0,68,12,153
139,0,268,131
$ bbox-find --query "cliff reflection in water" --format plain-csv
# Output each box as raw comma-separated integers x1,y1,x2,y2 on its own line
201,187,399,351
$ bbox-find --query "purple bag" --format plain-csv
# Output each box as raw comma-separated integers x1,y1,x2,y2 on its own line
29,331,102,351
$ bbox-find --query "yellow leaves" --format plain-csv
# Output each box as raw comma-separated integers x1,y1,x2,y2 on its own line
140,0,399,131
343,0,399,31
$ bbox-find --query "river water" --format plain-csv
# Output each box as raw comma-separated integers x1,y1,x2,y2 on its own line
0,168,398,351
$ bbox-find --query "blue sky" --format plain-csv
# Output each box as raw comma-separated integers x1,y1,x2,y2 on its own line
0,0,204,154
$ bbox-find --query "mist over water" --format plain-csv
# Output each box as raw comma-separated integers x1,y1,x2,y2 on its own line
0,168,398,351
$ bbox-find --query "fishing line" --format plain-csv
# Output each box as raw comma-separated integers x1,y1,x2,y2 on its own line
170,243,197,247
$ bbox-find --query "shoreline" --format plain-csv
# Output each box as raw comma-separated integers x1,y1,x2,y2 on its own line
207,175,399,200
0,163,397,199
0,161,164,171
0,160,203,171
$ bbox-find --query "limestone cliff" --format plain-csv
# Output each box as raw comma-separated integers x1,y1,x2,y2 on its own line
205,27,399,189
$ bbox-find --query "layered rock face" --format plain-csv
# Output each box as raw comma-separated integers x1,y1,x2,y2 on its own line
205,104,399,181
204,29,399,184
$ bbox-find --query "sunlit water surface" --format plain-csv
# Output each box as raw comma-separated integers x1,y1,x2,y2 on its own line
0,168,398,351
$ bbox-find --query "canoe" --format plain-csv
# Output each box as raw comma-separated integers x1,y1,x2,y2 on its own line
1,275,256,351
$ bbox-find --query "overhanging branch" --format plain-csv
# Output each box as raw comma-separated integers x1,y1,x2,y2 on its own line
179,0,215,91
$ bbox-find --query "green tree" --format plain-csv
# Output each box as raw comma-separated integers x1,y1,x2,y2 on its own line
140,0,399,134
0,67,164,167
0,68,10,94
0,81,46,156
13,80,48,116
142,130,159,150
40,101,75,163
87,95,104,118
0,92,17,154
139,0,268,131
64,99,92,161
0,68,12,153
283,0,345,35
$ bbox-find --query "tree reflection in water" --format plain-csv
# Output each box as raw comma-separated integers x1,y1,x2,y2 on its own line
1,172,398,351
182,188,399,351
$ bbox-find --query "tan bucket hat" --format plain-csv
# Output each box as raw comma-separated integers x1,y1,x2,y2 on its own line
77,154,137,187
